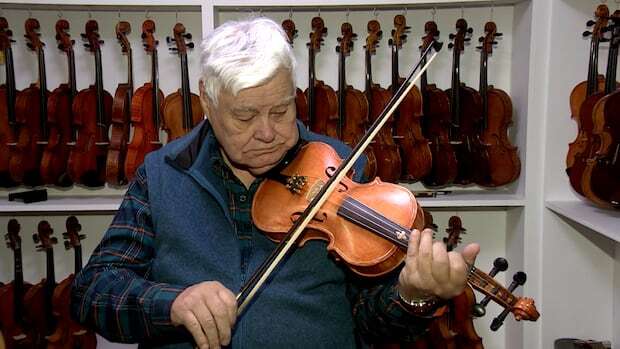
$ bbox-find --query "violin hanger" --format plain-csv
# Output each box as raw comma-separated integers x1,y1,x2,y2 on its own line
236,40,443,315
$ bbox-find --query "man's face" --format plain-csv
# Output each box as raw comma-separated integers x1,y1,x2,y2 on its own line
200,69,299,176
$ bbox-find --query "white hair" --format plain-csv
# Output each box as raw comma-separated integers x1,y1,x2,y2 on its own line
200,17,297,106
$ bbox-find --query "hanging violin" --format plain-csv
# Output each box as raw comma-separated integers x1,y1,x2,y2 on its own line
9,18,49,187
106,21,133,186
420,21,458,188
446,19,489,185
389,15,432,182
0,18,19,188
47,216,97,349
567,5,609,170
282,19,309,127
336,21,377,181
365,19,402,183
478,21,521,187
0,219,36,349
305,17,339,138
23,220,58,348
581,13,620,209
41,19,77,187
124,19,164,182
68,20,112,187
162,22,203,141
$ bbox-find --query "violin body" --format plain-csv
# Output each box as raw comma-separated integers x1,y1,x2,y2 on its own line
582,90,620,208
422,83,458,187
309,80,339,139
125,83,164,181
23,280,57,348
162,89,202,141
9,84,47,186
253,141,424,277
0,283,35,349
0,84,18,187
41,83,73,187
447,84,489,185
296,87,309,126
46,275,97,349
480,86,520,187
106,82,132,185
68,86,112,186
393,79,431,182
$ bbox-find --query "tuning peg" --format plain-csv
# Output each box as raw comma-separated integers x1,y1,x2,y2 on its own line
493,41,499,45
405,25,411,31
32,233,40,243
184,33,192,40
583,30,593,37
169,47,178,51
71,39,75,45
449,33,455,40
141,33,146,39
57,44,63,50
10,39,16,43
587,20,596,27
401,34,407,40
79,234,86,240
64,240,71,250
84,43,91,48
62,232,69,239
464,38,471,42
26,43,33,50
155,40,159,45
491,308,510,331
467,27,473,34
479,37,484,42
187,42,195,49
448,43,454,49
51,237,58,244
166,36,173,44
496,32,503,37
81,33,87,38
99,40,104,44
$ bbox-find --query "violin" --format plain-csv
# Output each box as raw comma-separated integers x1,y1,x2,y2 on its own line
420,21,458,188
581,14,620,209
251,141,539,320
365,20,402,183
446,19,489,185
389,15,431,182
478,22,521,187
569,13,620,196
336,22,378,181
162,22,203,141
41,19,77,187
0,18,19,188
567,4,609,170
124,19,164,182
305,17,339,138
281,19,309,127
23,220,58,348
106,21,133,186
9,18,49,187
68,20,112,187
0,219,35,349
47,216,97,349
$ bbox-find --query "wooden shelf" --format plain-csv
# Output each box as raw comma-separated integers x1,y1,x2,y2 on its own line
0,196,122,214
416,192,525,208
211,0,525,9
545,200,620,243
0,1,202,9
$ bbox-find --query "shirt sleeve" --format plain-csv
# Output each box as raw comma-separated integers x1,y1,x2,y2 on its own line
347,269,433,344
70,165,186,343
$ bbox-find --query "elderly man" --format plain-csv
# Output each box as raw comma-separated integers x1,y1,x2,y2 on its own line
71,17,478,349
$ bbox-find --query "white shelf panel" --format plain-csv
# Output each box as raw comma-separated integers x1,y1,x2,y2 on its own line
546,200,620,243
0,196,122,213
211,0,524,8
416,192,525,207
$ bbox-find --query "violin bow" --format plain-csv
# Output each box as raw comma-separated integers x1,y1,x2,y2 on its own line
236,40,443,315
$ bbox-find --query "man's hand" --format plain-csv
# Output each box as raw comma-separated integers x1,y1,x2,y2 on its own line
170,281,237,349
398,229,480,301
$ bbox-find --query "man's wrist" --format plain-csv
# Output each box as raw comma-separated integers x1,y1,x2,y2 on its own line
396,288,443,317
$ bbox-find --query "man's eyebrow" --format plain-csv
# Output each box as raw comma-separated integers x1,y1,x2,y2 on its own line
233,95,296,112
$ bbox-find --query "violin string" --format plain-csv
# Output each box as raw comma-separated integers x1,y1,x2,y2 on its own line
337,199,409,247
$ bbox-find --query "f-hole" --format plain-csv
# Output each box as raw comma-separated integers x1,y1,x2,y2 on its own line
325,166,350,192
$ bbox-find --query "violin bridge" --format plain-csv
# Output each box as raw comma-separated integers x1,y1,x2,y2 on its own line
285,174,308,195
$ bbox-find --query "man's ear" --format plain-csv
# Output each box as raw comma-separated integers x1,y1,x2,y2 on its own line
199,79,213,121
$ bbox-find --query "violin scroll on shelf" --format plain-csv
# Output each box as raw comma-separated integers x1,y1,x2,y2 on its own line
282,19,309,127
0,17,19,188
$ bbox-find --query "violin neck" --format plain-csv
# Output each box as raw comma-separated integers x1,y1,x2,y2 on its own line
37,47,49,140
420,50,429,95
604,37,619,94
479,49,489,130
364,49,373,98
307,46,316,130
68,49,78,98
44,247,56,335
391,45,400,94
94,48,106,128
151,49,161,134
450,46,462,138
587,38,601,96
337,50,346,140
74,244,83,274
127,49,134,100
13,245,26,323
4,46,17,128
180,52,193,132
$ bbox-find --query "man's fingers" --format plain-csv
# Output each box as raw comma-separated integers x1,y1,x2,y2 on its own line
417,229,434,282
407,229,421,258
195,301,220,349
182,312,209,349
461,243,480,266
431,241,450,285
205,292,234,346
218,288,238,328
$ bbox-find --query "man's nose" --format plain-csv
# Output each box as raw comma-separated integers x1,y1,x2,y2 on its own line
254,116,276,143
